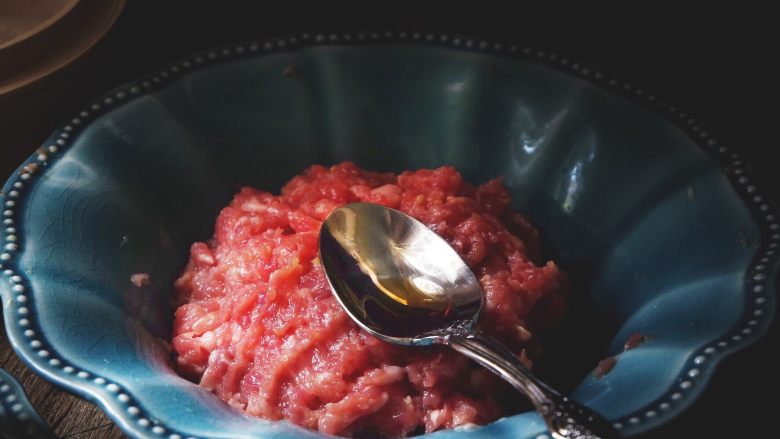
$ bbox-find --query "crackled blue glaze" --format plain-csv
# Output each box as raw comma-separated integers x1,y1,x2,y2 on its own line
1,34,777,439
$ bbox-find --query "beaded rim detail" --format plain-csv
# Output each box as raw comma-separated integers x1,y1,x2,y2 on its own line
0,368,53,437
0,32,777,438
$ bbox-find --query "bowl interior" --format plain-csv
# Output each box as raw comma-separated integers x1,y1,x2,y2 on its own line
2,44,763,438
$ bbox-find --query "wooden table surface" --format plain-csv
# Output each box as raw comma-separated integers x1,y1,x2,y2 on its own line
1,4,777,438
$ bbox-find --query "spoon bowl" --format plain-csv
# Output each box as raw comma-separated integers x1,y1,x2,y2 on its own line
319,201,483,344
320,202,618,439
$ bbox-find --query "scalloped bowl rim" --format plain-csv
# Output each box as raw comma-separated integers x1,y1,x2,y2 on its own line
1,32,777,439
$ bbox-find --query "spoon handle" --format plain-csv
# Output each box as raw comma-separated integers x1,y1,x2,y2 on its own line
447,331,618,439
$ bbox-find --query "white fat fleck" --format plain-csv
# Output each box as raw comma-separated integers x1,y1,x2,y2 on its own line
429,409,441,426
281,335,298,353
314,372,335,386
515,325,533,342
195,252,215,265
241,199,271,213
230,323,243,345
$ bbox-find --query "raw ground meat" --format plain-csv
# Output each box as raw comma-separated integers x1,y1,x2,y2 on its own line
172,162,568,437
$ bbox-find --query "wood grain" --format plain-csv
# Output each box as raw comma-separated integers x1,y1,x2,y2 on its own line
0,314,126,438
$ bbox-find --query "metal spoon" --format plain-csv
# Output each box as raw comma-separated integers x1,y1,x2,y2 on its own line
319,202,617,439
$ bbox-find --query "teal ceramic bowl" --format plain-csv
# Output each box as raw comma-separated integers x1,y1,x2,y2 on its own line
1,33,777,439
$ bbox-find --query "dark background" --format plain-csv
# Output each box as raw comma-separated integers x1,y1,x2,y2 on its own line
1,3,777,438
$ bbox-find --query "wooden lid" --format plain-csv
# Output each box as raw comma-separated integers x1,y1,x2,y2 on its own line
0,0,125,97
